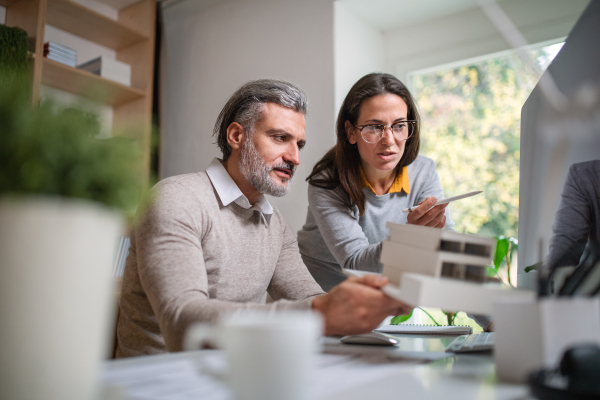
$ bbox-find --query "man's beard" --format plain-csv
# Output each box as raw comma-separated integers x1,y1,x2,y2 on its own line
238,135,295,197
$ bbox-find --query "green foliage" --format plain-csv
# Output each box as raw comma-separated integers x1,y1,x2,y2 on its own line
420,308,483,331
524,262,541,273
445,312,456,326
0,74,143,213
419,307,441,326
411,47,555,238
390,308,413,325
491,235,518,286
494,237,510,270
0,25,29,74
391,307,484,331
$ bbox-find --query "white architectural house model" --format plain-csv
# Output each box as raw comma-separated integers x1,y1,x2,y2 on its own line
379,223,534,315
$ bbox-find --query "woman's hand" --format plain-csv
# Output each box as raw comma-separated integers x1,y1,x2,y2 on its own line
406,197,447,228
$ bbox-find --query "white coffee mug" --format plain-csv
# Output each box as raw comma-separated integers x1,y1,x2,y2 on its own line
184,310,322,400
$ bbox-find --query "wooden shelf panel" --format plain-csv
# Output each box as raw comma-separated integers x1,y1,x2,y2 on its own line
46,0,148,50
0,0,20,7
41,57,145,106
92,0,140,9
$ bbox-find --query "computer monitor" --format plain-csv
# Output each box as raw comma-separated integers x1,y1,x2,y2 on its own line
518,0,600,289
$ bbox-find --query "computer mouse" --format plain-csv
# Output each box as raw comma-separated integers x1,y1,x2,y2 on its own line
340,332,399,346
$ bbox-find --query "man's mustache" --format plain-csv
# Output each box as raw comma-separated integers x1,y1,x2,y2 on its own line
270,162,296,178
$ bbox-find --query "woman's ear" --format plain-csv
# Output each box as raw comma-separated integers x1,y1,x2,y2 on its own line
226,122,246,151
345,121,357,145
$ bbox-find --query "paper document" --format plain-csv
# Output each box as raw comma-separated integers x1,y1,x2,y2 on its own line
101,352,424,400
402,191,483,213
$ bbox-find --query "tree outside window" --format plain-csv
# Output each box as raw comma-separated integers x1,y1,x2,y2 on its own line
404,43,563,329
411,42,563,239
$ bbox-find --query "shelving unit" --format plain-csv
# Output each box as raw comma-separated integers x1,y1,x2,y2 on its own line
46,0,148,49
2,0,156,184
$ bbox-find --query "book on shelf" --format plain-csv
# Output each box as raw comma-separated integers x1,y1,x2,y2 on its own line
44,42,77,57
77,56,131,87
44,42,77,68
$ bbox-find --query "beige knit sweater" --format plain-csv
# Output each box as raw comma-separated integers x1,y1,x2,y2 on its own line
116,171,324,357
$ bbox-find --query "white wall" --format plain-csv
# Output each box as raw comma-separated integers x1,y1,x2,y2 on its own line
334,1,385,113
161,0,336,234
384,0,589,82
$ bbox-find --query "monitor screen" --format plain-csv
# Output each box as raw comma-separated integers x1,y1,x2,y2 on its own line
518,0,600,289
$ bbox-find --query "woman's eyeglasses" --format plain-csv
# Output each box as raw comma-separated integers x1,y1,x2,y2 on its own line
353,121,416,144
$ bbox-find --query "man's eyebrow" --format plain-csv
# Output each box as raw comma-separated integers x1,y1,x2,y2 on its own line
266,129,305,147
265,128,292,136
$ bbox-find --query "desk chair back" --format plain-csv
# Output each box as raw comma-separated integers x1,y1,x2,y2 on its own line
110,236,130,359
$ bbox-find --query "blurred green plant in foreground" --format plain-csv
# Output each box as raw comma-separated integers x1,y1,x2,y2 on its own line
0,71,143,214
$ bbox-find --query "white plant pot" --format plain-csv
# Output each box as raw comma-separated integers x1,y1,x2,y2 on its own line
0,197,124,400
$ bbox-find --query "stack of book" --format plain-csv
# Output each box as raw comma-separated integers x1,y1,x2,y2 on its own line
44,42,77,67
381,222,496,286
77,56,131,86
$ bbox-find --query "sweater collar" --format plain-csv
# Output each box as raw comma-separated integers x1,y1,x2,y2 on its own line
206,158,273,225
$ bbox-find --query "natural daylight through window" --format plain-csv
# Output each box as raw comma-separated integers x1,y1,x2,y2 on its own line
411,42,564,239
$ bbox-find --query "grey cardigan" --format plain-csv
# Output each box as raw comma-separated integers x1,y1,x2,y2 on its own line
297,155,455,292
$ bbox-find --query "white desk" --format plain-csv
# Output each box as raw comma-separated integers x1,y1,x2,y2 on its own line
102,334,531,400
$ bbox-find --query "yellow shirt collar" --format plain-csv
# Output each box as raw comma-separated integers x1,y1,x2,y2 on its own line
359,165,410,195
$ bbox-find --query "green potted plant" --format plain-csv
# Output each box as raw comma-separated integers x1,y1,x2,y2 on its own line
0,25,29,73
0,64,143,399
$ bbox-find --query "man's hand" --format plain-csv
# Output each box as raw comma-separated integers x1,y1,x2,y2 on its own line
406,197,447,228
311,275,413,336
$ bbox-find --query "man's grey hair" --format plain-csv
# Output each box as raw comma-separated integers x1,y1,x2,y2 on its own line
213,79,308,160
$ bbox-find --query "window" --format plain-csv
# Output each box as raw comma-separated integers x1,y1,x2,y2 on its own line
410,42,564,238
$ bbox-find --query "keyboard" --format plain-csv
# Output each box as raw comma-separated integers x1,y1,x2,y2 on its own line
445,332,495,353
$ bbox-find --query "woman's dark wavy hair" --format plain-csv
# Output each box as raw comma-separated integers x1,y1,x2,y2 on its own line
306,73,420,215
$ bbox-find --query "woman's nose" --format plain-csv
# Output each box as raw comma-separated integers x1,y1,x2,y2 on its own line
380,126,395,145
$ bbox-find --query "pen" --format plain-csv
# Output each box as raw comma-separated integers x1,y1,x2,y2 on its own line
402,191,483,213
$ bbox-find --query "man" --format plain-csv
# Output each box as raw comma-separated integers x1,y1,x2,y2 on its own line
545,160,600,271
116,79,410,357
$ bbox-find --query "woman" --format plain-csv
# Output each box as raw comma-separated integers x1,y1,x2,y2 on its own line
298,73,454,292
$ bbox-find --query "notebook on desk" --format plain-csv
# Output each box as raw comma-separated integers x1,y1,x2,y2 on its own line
375,324,473,335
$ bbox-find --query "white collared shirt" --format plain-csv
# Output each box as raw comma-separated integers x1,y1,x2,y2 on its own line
205,158,273,226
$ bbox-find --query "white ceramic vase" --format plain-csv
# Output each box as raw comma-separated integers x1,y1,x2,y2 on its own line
0,197,124,400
